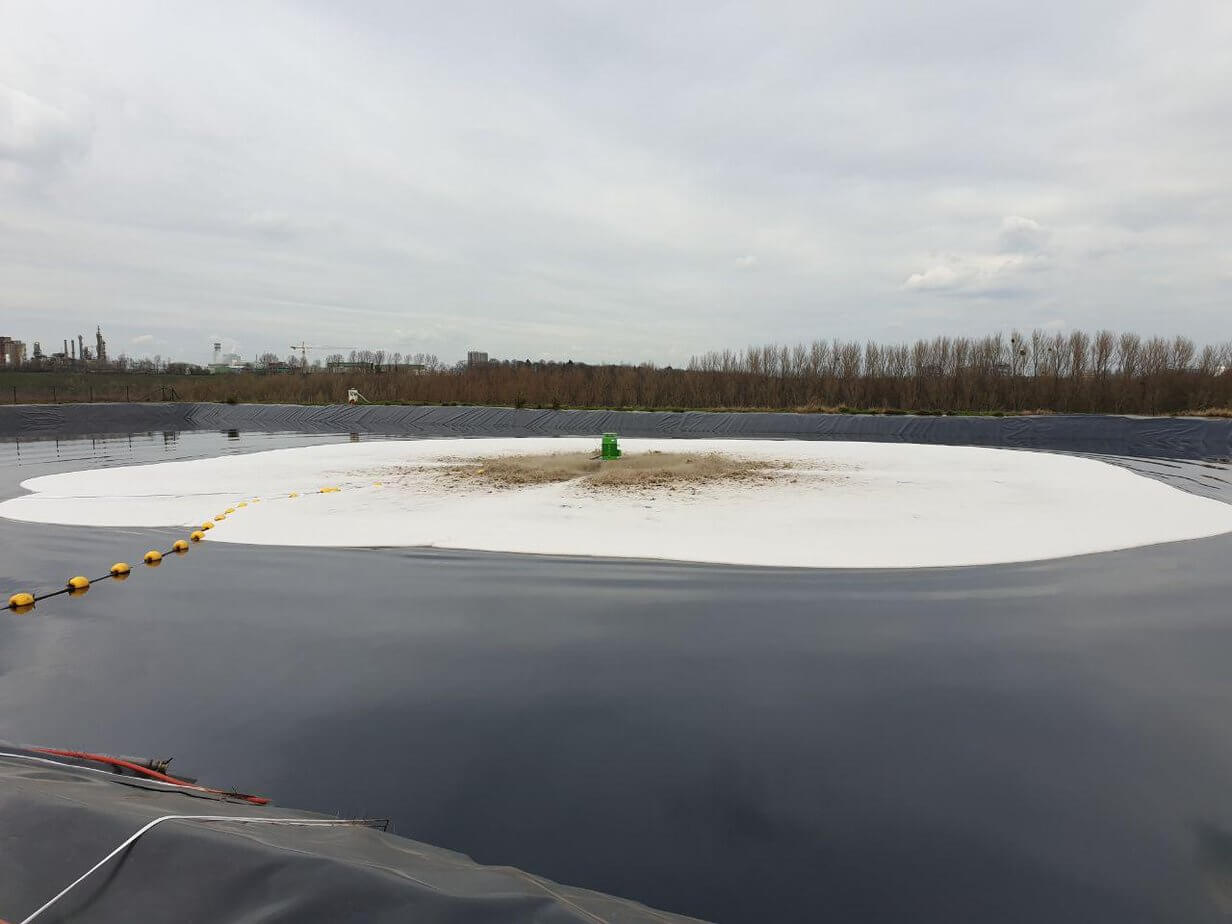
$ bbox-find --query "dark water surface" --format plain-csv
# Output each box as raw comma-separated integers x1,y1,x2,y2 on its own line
3,432,1232,922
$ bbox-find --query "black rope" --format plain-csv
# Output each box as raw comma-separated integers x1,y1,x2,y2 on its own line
33,587,71,602
28,571,121,603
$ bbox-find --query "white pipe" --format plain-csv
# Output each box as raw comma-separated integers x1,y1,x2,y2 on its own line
20,814,376,924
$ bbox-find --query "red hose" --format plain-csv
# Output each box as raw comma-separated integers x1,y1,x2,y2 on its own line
31,747,269,805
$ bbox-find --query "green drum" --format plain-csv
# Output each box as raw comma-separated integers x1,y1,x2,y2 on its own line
601,433,621,460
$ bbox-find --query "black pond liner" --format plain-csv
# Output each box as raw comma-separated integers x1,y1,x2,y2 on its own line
1,407,1231,923
2,402,1231,460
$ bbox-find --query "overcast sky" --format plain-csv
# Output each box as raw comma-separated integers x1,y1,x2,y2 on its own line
2,1,1229,365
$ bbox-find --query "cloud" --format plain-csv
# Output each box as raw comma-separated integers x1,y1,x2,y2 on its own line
903,263,962,291
733,255,758,268
903,252,1046,294
131,334,155,345
998,216,1051,253
0,84,92,180
903,217,1051,295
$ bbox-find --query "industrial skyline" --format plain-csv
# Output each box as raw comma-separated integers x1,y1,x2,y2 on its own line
0,325,108,369
0,325,448,373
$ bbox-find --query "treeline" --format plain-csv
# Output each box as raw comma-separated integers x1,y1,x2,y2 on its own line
5,330,1231,415
683,330,1232,414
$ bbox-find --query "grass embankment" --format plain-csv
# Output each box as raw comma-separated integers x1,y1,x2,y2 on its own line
0,371,193,403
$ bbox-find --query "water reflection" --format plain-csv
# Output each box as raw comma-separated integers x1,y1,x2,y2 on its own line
0,430,357,483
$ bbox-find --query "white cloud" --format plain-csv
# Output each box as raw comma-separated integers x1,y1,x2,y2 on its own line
998,216,1050,253
0,84,92,170
733,255,758,268
903,251,1047,294
902,263,962,291
903,217,1052,295
131,334,155,345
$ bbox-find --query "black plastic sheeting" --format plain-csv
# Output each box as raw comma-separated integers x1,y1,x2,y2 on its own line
0,747,699,923
2,402,1231,459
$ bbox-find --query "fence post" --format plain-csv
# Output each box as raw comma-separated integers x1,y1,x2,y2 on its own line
11,386,15,405
126,384,130,402
90,386,94,402
52,385,56,403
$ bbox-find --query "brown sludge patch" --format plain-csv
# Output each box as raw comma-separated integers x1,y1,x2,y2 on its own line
439,451,790,491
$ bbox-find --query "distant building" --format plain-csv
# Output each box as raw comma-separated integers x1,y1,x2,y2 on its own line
209,342,246,373
327,360,378,374
95,326,107,365
467,351,489,368
0,336,26,367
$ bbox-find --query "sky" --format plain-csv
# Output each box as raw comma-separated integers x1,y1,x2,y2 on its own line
1,0,1229,366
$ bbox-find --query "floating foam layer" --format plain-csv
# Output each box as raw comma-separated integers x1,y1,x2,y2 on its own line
3,438,1232,568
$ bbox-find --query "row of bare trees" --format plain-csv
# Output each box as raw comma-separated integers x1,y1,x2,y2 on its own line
682,330,1232,414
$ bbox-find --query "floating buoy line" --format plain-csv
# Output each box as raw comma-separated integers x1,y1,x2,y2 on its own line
6,483,376,613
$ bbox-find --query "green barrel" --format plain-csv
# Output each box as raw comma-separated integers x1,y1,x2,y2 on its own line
601,433,621,460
